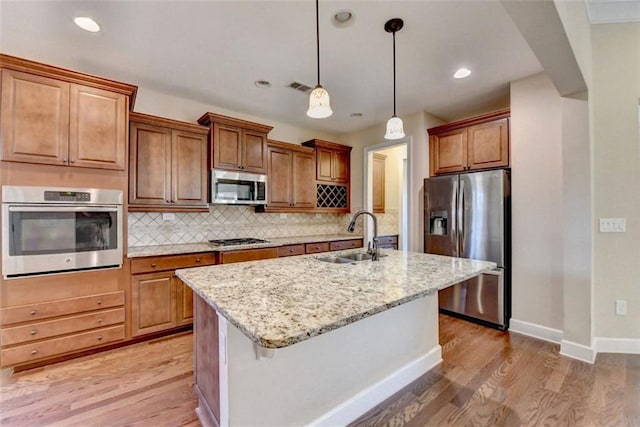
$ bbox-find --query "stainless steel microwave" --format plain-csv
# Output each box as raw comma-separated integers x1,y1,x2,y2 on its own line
210,169,267,205
2,186,123,278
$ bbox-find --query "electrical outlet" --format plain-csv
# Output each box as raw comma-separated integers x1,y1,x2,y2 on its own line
599,218,626,233
279,213,287,219
615,300,627,316
162,213,175,221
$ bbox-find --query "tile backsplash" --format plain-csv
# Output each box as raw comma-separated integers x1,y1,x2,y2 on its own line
128,206,400,247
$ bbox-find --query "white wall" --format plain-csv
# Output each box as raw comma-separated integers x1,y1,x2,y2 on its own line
510,73,565,331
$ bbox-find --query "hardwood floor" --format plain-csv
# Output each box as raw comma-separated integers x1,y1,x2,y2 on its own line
1,316,638,426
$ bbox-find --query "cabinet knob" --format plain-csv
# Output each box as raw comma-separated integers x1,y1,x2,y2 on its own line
31,350,38,355
289,249,294,253
96,300,103,305
30,310,37,316
97,318,103,323
30,330,37,336
69,159,75,164
151,263,157,268
62,158,67,163
97,335,103,341
195,258,201,263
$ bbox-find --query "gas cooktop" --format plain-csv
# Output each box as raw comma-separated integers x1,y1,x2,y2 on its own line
209,238,270,246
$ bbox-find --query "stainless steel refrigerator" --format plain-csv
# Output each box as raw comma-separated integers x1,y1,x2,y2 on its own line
424,169,510,330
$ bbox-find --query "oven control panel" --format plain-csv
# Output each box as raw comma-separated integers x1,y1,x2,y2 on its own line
44,191,91,202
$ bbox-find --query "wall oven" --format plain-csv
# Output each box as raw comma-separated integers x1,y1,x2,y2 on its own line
2,186,123,278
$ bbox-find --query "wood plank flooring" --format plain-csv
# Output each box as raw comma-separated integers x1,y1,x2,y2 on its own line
1,316,639,426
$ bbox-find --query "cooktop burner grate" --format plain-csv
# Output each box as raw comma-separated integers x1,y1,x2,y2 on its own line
209,238,270,246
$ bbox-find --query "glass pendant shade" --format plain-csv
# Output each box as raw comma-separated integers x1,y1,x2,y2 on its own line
384,115,405,140
307,85,333,118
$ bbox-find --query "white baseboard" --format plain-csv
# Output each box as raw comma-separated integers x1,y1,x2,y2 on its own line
509,318,563,344
309,345,443,427
560,339,596,363
594,337,640,354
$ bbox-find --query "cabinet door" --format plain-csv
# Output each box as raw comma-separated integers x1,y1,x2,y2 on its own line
0,70,69,165
129,122,172,205
243,130,267,173
69,84,127,170
332,150,350,183
176,279,194,325
292,151,316,208
429,129,467,175
131,272,177,337
316,148,333,181
267,146,292,208
372,154,386,213
467,118,509,170
172,129,208,206
213,124,242,170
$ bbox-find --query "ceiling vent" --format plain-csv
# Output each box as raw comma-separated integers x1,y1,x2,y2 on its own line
288,81,314,94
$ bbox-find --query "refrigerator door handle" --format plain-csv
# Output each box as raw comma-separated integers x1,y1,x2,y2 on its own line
458,178,465,256
451,178,458,257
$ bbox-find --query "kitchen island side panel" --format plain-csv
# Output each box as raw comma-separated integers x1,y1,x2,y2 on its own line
223,296,440,426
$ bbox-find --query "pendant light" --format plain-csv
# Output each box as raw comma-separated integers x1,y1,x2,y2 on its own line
307,0,333,119
384,18,405,140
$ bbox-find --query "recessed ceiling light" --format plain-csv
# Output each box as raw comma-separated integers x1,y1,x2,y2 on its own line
74,16,100,32
332,9,355,28
350,113,363,118
255,80,272,88
453,68,472,79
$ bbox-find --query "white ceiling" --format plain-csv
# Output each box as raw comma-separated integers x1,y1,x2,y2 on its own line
0,1,546,134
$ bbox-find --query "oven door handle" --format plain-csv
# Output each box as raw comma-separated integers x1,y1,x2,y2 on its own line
8,206,119,213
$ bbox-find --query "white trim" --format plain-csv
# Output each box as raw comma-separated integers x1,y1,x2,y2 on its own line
594,337,640,354
509,318,563,344
560,339,596,364
217,314,229,427
309,345,442,427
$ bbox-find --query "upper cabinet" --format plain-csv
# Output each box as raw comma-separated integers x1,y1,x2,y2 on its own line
302,139,352,213
261,140,315,212
198,112,273,174
0,54,137,170
129,112,209,211
372,153,386,213
428,109,510,176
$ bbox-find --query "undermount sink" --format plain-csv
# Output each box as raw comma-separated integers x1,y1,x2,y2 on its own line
340,253,373,261
317,256,354,264
316,252,387,264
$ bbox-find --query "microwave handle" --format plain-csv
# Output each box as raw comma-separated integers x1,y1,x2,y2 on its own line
8,206,119,213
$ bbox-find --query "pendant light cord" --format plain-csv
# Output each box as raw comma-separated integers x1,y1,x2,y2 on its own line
315,0,320,86
392,30,397,116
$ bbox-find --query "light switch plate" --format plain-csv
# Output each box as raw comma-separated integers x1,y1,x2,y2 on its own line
599,218,626,233
162,213,176,221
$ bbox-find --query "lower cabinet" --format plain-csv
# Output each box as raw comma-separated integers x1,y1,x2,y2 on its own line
378,235,399,249
129,253,216,337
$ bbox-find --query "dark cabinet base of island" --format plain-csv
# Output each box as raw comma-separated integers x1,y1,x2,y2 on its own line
191,293,443,426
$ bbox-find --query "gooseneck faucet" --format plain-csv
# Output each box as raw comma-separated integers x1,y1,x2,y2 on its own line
347,210,380,261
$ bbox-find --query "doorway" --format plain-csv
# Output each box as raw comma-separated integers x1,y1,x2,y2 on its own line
363,138,411,251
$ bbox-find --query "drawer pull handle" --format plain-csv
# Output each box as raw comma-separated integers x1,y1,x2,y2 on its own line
151,263,157,268
96,300,103,305
195,258,201,263
30,330,37,336
97,318,103,323
30,310,37,316
31,350,38,355
289,249,294,253
97,336,103,341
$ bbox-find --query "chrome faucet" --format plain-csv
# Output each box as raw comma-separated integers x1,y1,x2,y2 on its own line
347,210,380,261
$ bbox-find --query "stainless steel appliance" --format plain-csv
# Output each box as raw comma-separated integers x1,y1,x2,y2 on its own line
2,186,123,278
209,238,269,246
424,169,510,329
210,169,267,205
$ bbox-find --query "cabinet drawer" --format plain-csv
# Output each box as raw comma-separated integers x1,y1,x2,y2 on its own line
219,248,278,264
0,291,124,325
277,244,305,257
130,252,216,274
329,239,363,251
305,242,329,254
1,308,124,346
1,325,125,367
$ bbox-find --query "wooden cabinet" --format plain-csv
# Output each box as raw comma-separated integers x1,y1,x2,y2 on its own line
0,55,136,170
301,139,352,212
329,239,364,251
129,253,216,337
129,112,209,211
218,248,278,264
277,244,306,257
264,140,315,211
428,109,510,176
372,153,386,213
0,291,125,368
198,112,273,174
377,235,399,250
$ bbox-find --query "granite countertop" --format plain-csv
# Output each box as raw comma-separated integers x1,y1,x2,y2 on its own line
176,249,496,349
126,234,363,258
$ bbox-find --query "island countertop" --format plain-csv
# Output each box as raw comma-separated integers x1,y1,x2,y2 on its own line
176,249,495,349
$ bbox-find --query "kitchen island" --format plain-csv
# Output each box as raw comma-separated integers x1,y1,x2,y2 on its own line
176,249,495,426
